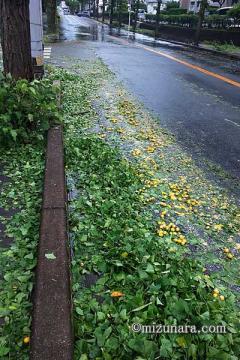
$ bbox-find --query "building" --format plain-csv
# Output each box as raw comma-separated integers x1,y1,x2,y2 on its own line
188,0,219,12
145,0,170,14
179,0,191,9
180,0,238,12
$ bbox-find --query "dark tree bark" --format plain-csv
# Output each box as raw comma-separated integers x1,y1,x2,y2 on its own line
117,0,122,28
109,0,114,25
133,0,139,32
46,0,57,33
102,0,105,22
96,0,99,20
194,0,208,46
42,0,46,12
155,0,161,38
0,0,33,81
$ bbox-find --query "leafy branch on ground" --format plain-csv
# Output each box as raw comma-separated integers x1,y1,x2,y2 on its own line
0,71,59,358
0,72,60,147
0,144,44,359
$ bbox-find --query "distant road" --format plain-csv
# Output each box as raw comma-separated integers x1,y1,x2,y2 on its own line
57,15,240,179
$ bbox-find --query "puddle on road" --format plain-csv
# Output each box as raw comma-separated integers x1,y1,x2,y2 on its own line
59,15,187,53
59,16,240,74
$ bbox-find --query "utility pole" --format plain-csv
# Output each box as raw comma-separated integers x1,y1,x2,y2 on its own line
0,0,34,81
127,0,131,38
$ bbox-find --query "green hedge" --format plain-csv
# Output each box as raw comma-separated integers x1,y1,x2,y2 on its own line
146,14,198,27
145,13,239,29
162,8,188,15
228,3,240,20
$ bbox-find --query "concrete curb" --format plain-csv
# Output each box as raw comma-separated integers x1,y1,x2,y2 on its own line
155,36,240,61
30,126,73,360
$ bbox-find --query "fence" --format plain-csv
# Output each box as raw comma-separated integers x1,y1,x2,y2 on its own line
145,14,240,30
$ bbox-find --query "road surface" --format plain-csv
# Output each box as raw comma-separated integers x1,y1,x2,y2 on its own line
52,14,240,181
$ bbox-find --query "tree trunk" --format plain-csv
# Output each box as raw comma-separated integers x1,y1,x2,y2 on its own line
194,0,207,46
47,0,57,33
118,0,122,28
42,0,46,13
96,0,99,20
133,0,139,32
93,0,96,17
109,0,114,25
155,0,161,38
102,0,105,22
0,0,33,81
89,0,91,15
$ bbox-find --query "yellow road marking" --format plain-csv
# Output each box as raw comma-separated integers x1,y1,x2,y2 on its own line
137,44,240,88
110,35,240,88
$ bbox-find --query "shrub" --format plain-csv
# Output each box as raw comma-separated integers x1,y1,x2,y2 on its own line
228,3,240,21
0,73,59,147
146,13,156,21
146,13,198,27
165,1,180,10
164,8,188,15
161,14,198,27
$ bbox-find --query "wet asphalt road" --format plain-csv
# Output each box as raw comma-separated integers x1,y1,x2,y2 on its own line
53,14,240,180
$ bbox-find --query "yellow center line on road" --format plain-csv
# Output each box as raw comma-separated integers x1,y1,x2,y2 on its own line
110,35,240,88
137,44,240,88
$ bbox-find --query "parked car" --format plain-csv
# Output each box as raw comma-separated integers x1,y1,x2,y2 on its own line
77,10,90,17
217,6,232,15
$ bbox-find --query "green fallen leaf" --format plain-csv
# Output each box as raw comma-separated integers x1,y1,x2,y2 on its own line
131,302,152,312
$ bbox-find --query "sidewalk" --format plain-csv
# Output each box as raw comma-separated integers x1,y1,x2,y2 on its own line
46,48,240,358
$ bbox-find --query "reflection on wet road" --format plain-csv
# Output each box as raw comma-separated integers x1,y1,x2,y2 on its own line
60,14,240,79
56,14,240,179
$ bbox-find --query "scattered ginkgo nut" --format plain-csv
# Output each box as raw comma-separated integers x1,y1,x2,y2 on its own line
23,336,30,344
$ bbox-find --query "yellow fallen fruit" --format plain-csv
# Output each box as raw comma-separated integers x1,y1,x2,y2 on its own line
213,288,220,295
23,336,30,344
227,253,234,259
213,293,218,298
214,224,223,231
111,291,124,297
223,248,230,254
132,149,141,156
219,295,225,301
